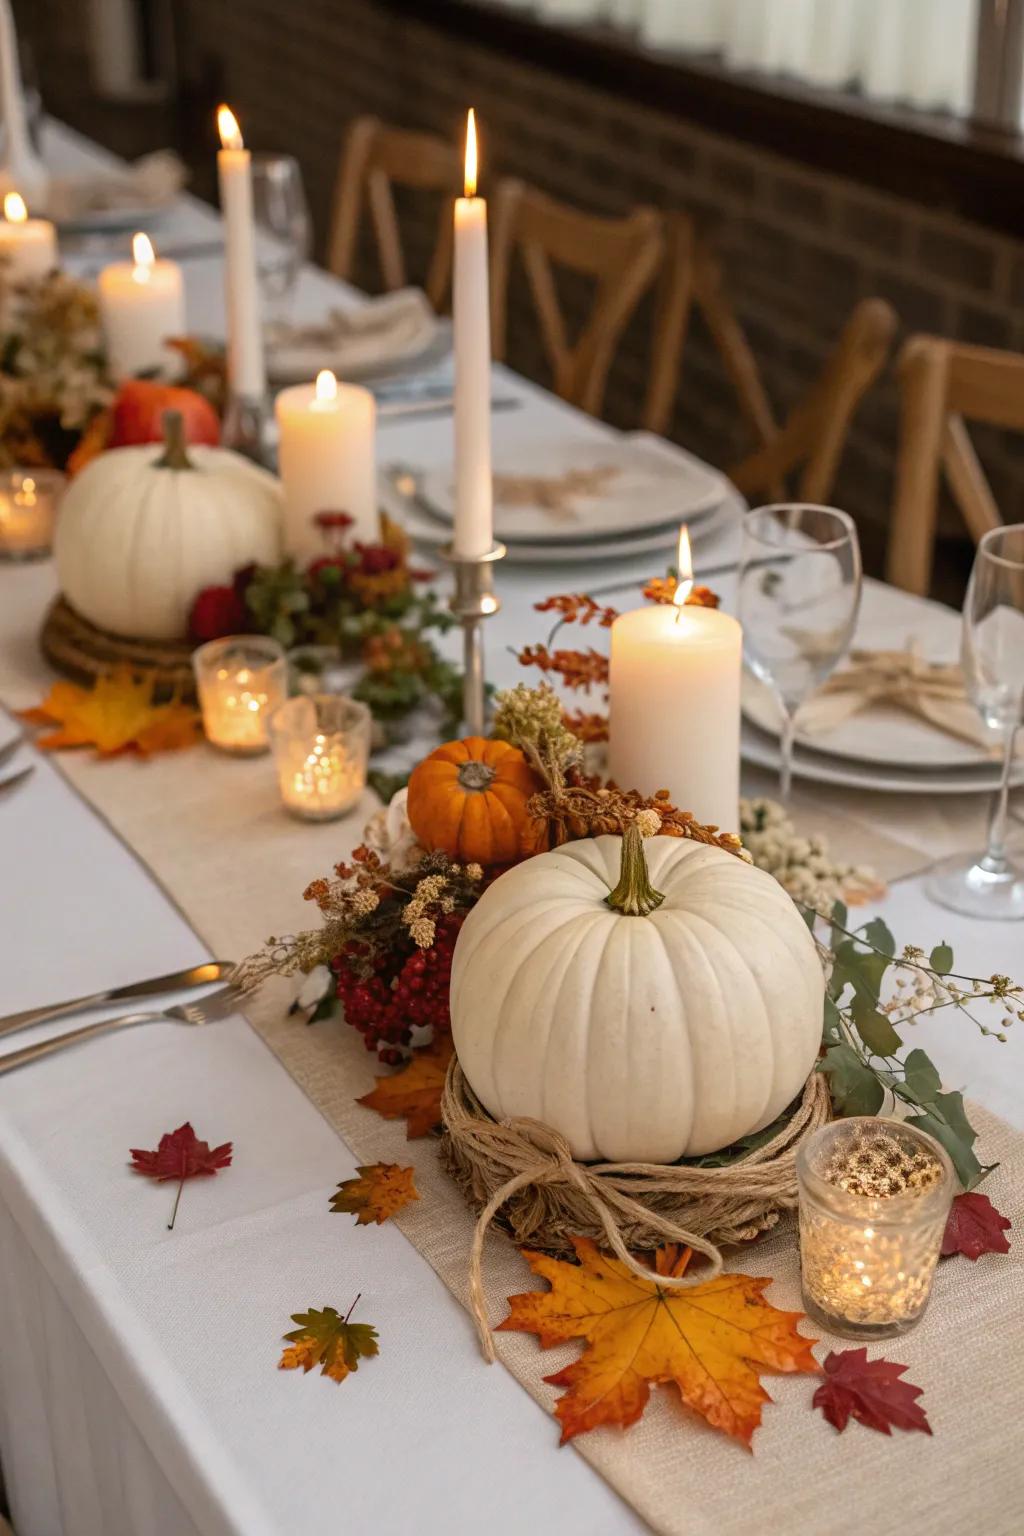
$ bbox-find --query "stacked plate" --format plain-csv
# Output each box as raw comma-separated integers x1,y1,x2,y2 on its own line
381,431,737,565
742,604,1024,797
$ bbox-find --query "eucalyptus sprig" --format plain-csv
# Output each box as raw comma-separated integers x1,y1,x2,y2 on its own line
805,901,1021,1189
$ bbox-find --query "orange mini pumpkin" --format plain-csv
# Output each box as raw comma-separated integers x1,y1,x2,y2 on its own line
406,736,543,866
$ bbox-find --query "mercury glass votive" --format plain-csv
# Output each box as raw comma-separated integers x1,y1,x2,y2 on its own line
0,468,65,560
269,693,371,821
192,636,288,756
797,1117,954,1340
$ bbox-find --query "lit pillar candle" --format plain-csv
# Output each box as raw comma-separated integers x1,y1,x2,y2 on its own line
216,104,266,401
274,368,377,560
97,232,185,381
608,528,742,834
452,109,493,561
0,192,57,283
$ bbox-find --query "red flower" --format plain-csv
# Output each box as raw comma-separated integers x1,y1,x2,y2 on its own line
188,585,247,643
356,543,401,575
314,510,355,532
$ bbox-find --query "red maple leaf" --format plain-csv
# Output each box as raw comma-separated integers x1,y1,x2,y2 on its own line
812,1348,931,1437
941,1191,1011,1260
129,1121,233,1230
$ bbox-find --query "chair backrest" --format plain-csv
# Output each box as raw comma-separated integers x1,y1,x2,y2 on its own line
886,336,1024,595
729,297,897,507
327,116,462,312
489,177,664,418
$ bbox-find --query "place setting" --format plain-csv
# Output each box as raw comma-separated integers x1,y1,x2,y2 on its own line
1,8,1024,1533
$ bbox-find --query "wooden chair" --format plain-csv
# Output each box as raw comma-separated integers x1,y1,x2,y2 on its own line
728,297,898,506
327,116,462,312
644,216,778,448
489,177,665,419
886,337,1023,595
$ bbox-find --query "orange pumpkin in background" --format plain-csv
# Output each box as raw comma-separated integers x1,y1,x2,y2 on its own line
110,380,221,448
406,736,545,866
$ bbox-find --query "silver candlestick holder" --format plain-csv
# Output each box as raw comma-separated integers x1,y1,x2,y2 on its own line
442,541,507,737
222,391,270,467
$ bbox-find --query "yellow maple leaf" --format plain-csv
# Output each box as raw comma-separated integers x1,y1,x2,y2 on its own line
356,1035,453,1138
499,1238,818,1449
19,668,200,756
330,1163,419,1225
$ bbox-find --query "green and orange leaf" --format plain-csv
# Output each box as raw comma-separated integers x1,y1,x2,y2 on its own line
279,1303,379,1385
330,1163,419,1225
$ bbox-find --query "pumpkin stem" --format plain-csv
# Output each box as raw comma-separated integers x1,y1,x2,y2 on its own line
605,822,665,918
155,409,194,471
457,760,496,792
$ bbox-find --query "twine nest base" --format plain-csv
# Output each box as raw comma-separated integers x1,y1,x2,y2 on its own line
40,596,196,702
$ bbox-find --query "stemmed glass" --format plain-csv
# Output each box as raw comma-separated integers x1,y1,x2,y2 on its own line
927,524,1024,919
738,504,862,801
251,154,311,324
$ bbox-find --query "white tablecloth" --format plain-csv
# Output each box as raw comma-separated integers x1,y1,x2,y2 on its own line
0,123,1021,1536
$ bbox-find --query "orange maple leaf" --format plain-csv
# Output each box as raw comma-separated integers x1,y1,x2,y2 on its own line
330,1163,420,1225
19,668,200,757
356,1035,453,1138
499,1238,818,1449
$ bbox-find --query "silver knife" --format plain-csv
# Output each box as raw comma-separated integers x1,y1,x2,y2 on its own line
0,960,234,1040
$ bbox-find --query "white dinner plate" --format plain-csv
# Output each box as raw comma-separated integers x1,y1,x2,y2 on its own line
267,321,453,386
741,717,1024,796
418,435,725,545
386,487,738,566
741,606,1015,771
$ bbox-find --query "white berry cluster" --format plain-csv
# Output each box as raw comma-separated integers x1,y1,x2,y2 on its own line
739,797,883,911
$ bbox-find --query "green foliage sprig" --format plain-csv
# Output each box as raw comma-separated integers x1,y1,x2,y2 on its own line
808,902,1021,1188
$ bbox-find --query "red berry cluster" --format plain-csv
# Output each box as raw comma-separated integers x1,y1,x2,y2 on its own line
332,914,464,1064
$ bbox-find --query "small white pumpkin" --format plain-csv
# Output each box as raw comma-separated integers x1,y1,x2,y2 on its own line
450,828,824,1164
56,411,282,640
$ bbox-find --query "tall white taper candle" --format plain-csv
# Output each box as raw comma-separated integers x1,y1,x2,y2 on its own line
216,104,266,401
452,109,493,561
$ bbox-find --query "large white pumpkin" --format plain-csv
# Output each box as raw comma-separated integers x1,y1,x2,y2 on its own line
450,831,824,1163
55,419,282,640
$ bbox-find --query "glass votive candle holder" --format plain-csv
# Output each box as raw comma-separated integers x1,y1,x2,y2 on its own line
0,468,65,560
286,644,362,698
192,635,288,756
269,693,371,821
797,1117,954,1340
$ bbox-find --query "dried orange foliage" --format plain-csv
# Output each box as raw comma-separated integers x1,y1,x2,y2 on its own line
356,1035,453,1138
561,709,610,745
20,669,199,756
643,576,720,608
534,593,618,629
331,1163,419,1225
499,1238,817,1449
515,645,609,692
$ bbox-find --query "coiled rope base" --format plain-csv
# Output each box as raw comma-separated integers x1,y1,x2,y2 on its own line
439,1060,832,1359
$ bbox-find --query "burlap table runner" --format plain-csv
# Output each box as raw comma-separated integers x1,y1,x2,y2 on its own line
8,736,1024,1535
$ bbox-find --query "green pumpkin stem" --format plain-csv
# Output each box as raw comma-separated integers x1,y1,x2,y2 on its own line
155,409,194,471
605,822,665,918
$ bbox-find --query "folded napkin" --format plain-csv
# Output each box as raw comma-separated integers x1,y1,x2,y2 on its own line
799,645,996,750
266,287,439,382
44,151,186,222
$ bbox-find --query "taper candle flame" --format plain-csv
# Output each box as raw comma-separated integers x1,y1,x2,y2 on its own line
464,108,478,199
673,525,694,609
131,231,155,282
4,192,26,224
217,104,244,152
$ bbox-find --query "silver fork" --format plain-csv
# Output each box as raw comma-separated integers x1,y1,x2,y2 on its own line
0,985,243,1076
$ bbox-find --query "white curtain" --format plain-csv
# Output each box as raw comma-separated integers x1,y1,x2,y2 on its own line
525,0,979,117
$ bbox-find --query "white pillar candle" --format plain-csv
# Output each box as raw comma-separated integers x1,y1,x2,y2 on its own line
275,368,377,561
216,104,266,401
453,109,493,561
608,529,742,834
97,232,185,381
0,192,57,283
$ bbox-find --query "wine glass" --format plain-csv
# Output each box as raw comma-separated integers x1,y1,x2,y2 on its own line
251,154,311,324
927,524,1024,919
738,504,862,801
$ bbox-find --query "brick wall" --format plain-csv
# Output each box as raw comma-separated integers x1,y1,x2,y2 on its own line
20,0,1024,584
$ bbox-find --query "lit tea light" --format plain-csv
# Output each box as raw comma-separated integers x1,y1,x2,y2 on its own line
97,230,186,380
0,191,58,283
797,1117,954,1340
192,636,287,755
0,468,65,560
269,694,371,821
